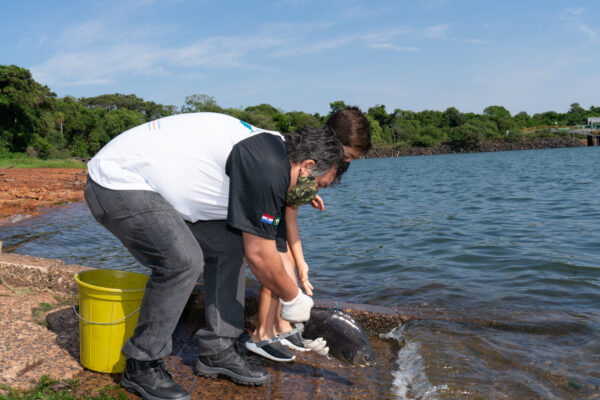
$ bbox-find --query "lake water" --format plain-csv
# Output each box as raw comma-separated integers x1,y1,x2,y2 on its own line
1,147,599,399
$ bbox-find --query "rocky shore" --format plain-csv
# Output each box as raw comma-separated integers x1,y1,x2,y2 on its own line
0,249,406,398
0,168,87,224
366,136,586,158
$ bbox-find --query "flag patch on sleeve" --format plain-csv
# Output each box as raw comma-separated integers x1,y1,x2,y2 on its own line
261,214,275,224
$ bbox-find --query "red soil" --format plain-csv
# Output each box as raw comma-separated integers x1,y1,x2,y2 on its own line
0,168,87,224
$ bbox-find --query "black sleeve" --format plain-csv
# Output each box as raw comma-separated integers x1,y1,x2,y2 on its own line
226,133,290,240
276,217,288,252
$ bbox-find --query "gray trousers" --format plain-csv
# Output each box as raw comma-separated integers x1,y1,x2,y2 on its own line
84,176,245,360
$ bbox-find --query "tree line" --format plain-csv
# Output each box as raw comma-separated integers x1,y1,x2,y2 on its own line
1,64,596,159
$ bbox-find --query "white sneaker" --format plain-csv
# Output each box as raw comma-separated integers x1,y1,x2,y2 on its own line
245,340,296,362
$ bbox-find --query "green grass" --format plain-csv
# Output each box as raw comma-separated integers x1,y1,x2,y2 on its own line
0,376,129,400
0,154,86,169
31,296,71,327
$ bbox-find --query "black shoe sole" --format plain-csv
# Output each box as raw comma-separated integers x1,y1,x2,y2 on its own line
121,376,191,400
194,359,269,386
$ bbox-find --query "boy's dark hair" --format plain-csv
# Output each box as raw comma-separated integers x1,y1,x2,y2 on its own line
325,106,372,154
283,126,345,181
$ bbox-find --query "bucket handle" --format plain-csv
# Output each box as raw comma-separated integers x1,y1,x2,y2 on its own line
72,288,141,325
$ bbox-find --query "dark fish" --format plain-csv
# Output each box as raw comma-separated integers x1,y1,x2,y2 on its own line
302,307,375,366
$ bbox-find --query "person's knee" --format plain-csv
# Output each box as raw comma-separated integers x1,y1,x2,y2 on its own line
172,254,203,276
151,245,204,279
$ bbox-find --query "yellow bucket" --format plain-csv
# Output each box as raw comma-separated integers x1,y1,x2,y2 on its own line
74,269,148,373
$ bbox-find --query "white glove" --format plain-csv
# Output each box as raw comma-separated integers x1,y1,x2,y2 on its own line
280,290,314,323
302,337,329,356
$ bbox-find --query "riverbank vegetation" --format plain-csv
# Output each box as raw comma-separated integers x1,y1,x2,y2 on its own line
0,153,86,168
1,64,595,161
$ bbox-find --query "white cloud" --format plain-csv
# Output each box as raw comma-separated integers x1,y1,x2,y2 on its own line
31,43,169,87
565,7,585,16
181,72,205,80
371,43,421,52
466,38,488,44
579,24,597,40
58,20,108,48
339,3,391,20
269,37,354,57
31,30,291,87
360,28,412,43
424,24,449,39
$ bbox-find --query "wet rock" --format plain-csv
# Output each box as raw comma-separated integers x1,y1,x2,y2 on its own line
1,257,405,398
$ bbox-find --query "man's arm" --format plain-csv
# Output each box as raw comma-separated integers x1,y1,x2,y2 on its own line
242,231,299,301
286,205,313,296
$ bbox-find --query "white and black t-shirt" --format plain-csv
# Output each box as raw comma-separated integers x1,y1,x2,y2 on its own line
88,112,289,240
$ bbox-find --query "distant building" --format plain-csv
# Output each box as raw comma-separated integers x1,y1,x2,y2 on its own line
588,117,600,129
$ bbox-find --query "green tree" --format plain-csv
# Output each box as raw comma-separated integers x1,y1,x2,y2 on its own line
104,108,146,140
483,105,513,133
448,118,498,150
388,115,420,145
367,105,390,128
281,111,320,133
328,100,347,115
566,102,586,125
366,115,385,145
243,104,282,130
531,110,561,126
81,93,175,120
415,110,443,127
441,107,463,128
0,65,56,152
513,111,531,127
182,94,222,113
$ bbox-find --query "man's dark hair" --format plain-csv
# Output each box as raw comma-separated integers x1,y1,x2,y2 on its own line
283,125,345,182
325,106,372,154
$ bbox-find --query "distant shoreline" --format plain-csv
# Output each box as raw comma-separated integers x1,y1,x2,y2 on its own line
0,137,590,224
366,137,587,158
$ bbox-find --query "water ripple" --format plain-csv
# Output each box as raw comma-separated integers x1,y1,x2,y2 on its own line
1,147,599,398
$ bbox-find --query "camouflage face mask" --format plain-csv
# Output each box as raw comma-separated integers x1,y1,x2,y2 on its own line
286,176,317,207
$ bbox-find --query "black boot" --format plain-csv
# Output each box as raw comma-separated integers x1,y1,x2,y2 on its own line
121,358,190,400
195,346,270,386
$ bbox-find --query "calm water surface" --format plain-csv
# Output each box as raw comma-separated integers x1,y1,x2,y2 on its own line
2,147,599,399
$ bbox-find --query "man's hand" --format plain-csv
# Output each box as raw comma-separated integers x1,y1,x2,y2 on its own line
310,194,325,211
302,337,329,356
296,261,313,296
280,290,314,322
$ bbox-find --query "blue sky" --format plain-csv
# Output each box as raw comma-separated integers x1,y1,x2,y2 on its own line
2,0,599,115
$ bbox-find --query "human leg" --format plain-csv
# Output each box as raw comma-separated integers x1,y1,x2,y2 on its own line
185,220,245,355
243,251,302,361
273,251,309,351
274,250,296,335
252,251,297,340
245,283,295,362
185,220,269,385
252,286,279,340
85,177,199,399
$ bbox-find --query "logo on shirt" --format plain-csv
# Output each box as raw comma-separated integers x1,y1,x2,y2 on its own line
240,120,258,133
147,119,162,131
261,213,277,225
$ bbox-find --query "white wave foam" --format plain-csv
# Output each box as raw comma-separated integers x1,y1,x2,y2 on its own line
383,325,445,400
5,214,32,224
